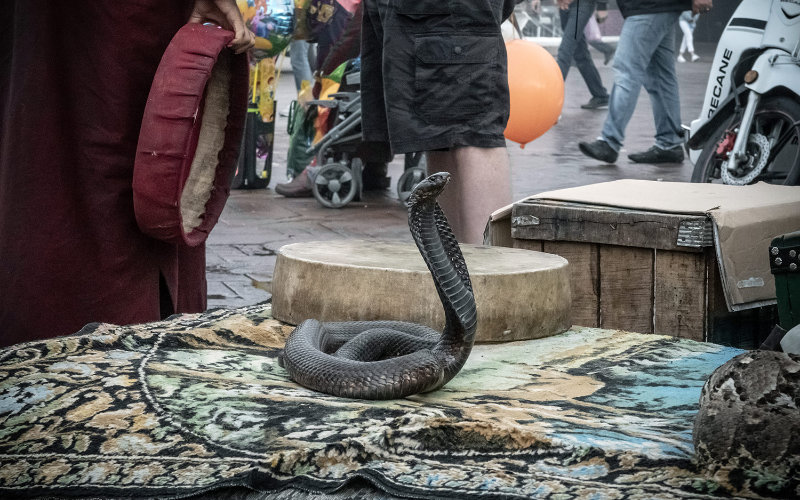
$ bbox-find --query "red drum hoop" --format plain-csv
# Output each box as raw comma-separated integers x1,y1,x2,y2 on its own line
134,23,248,246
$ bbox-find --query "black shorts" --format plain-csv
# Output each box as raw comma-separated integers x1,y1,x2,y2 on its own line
360,0,514,154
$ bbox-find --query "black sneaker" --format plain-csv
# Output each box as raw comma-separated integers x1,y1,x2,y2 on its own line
628,145,684,164
579,140,618,163
581,96,609,110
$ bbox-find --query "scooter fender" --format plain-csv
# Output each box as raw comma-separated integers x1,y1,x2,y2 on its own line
746,48,800,98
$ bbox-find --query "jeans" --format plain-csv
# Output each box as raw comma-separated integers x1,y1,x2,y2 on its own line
556,0,608,99
289,39,314,92
601,12,682,151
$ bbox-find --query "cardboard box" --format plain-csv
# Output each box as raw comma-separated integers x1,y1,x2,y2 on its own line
486,181,800,346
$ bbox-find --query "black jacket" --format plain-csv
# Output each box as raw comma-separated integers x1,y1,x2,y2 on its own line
617,0,692,18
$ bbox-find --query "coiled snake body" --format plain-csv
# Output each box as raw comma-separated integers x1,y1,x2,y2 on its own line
280,172,477,399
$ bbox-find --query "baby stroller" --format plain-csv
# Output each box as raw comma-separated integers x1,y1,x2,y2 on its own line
302,60,426,208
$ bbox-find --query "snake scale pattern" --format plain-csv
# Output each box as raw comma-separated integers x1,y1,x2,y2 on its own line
693,350,800,493
280,172,477,399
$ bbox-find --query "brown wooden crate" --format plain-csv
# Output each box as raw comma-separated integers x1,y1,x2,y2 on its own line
653,250,707,341
543,241,599,328
512,201,709,252
501,202,777,345
599,245,654,334
512,239,543,252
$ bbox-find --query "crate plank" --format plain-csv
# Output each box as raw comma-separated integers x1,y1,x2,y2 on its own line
512,239,543,252
512,201,709,252
653,250,706,341
599,246,654,333
487,216,513,247
543,241,599,328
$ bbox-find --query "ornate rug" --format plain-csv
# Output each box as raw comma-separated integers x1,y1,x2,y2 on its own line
0,303,773,499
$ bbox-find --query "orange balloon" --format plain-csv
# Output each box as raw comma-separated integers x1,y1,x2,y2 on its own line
504,40,564,148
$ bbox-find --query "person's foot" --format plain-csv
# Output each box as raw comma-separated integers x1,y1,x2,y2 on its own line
604,49,615,65
677,54,687,63
690,53,700,62
362,175,391,191
579,140,618,163
581,96,609,110
275,169,313,197
362,162,391,191
628,145,684,164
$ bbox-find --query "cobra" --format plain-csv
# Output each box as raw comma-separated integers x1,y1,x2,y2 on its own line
279,172,477,399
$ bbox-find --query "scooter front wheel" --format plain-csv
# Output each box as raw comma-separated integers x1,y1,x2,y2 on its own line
691,95,800,185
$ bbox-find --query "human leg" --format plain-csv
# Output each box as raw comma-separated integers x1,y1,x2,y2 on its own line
359,0,394,151
426,147,511,245
570,1,607,99
684,22,696,56
289,39,313,92
686,24,698,60
642,13,683,151
678,18,690,54
556,5,575,78
598,14,667,152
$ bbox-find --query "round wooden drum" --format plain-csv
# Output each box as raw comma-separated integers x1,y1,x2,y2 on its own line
272,240,573,343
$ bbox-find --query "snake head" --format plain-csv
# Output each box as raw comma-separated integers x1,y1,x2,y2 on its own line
407,172,450,206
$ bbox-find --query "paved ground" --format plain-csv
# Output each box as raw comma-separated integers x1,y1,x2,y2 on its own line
206,43,716,309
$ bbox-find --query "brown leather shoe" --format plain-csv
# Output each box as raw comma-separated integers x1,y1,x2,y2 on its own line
275,169,312,197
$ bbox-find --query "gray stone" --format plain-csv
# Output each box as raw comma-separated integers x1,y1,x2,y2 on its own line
272,240,572,342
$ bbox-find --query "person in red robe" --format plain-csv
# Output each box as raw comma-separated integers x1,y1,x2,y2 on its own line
0,0,254,347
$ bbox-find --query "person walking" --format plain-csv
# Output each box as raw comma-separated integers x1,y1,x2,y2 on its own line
555,0,611,110
578,0,713,164
677,10,700,62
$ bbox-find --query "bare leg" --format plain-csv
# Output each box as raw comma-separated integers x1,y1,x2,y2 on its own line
426,146,512,245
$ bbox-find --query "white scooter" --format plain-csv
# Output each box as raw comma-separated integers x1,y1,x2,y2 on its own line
686,0,800,185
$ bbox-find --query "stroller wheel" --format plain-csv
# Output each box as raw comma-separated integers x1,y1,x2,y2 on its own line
397,166,427,207
312,161,358,208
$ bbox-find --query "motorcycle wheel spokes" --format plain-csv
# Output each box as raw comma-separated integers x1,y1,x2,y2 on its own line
759,118,800,183
698,102,800,185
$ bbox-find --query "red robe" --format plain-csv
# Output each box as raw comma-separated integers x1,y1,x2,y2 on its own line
0,1,205,347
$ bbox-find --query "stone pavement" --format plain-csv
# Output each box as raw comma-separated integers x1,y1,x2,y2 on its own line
206,44,716,309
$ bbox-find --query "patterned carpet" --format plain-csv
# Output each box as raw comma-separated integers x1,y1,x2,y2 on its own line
0,303,777,499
